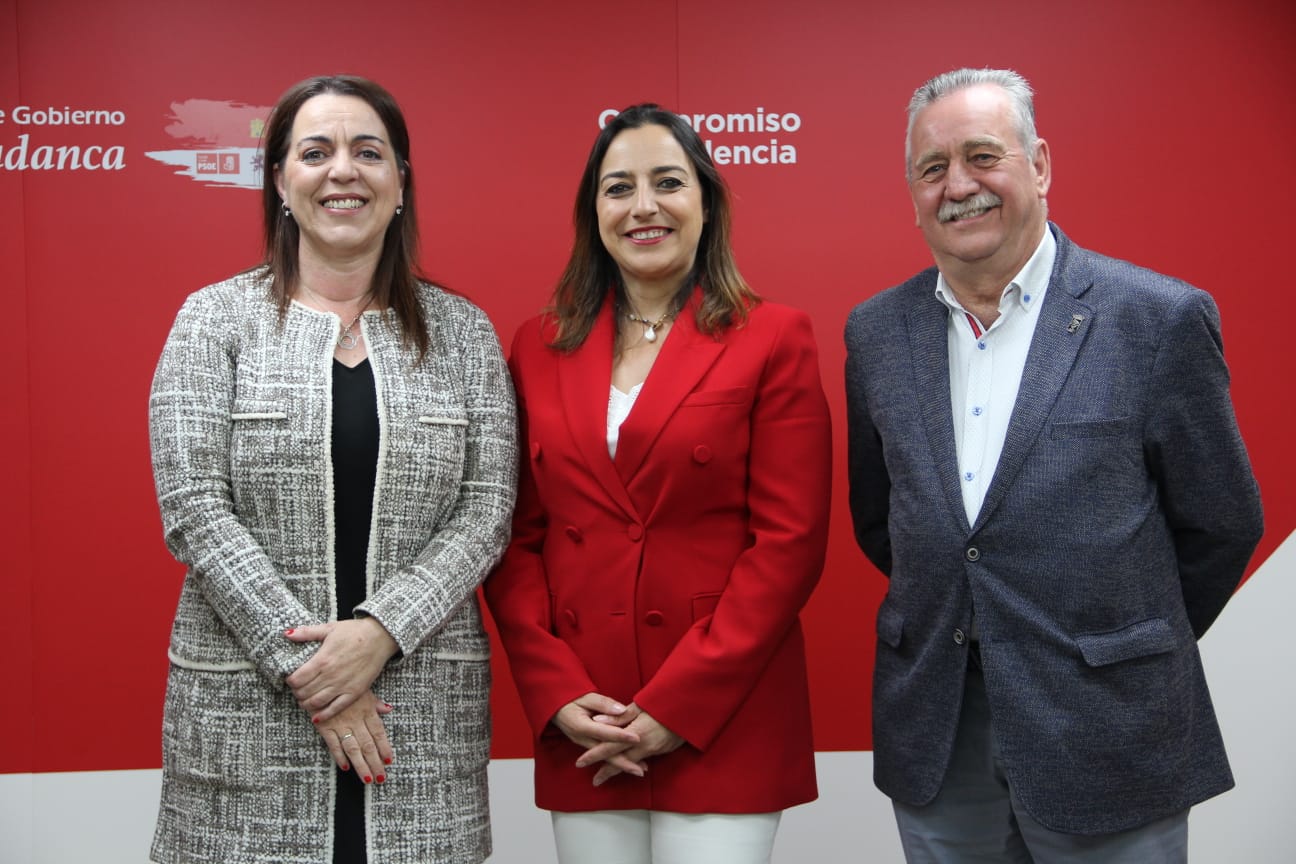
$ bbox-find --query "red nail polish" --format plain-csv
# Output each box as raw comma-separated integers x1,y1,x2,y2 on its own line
376,774,385,784
383,757,392,765
363,775,373,784
312,716,320,725
341,764,349,772
285,628,294,635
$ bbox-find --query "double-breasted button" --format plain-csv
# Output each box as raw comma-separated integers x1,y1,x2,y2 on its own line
563,609,578,629
965,546,980,562
953,628,966,645
644,610,664,626
530,442,542,460
564,525,583,543
627,524,644,542
692,445,713,464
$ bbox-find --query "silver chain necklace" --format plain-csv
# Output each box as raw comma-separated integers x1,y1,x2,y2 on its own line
297,283,371,350
337,310,365,349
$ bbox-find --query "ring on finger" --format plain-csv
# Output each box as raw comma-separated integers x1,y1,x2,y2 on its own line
340,733,355,742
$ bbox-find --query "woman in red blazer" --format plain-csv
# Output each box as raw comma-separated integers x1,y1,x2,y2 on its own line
485,104,832,863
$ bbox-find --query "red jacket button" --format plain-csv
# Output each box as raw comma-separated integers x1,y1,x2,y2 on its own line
692,445,712,464
564,525,583,543
627,524,643,541
530,442,542,460
563,609,578,629
644,610,664,626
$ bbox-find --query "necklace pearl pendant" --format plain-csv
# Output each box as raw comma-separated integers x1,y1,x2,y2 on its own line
624,306,674,344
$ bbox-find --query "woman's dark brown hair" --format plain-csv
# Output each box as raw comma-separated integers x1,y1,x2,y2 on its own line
549,103,758,351
260,74,428,357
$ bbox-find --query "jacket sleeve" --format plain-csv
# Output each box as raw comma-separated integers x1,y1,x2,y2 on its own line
357,302,518,655
149,288,319,686
844,305,894,576
633,310,832,750
1144,288,1264,638
483,324,599,737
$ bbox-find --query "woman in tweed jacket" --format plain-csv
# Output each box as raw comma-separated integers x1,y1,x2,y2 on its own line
148,76,516,863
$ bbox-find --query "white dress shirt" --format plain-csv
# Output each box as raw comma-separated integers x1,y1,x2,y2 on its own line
935,229,1057,526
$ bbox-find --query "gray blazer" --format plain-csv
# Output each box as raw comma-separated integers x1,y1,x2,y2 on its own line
149,271,516,863
845,224,1263,834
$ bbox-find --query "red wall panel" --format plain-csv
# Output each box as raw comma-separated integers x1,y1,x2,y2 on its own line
6,0,1293,773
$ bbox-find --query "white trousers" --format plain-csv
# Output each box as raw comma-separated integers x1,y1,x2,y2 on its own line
551,809,782,864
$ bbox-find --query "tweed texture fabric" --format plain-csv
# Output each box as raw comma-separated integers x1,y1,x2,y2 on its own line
148,270,517,863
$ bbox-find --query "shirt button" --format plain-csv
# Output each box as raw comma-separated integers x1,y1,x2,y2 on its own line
964,471,975,482
977,342,987,351
1023,294,1032,303
966,546,980,562
971,406,983,416
953,628,966,645
644,610,664,626
627,524,644,542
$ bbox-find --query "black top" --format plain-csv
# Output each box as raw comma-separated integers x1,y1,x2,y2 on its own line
332,358,379,617
330,358,379,864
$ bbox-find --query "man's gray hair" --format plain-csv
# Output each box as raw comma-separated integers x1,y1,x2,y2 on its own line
904,68,1038,177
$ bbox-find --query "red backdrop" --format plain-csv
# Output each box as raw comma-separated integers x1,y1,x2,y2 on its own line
3,0,1292,773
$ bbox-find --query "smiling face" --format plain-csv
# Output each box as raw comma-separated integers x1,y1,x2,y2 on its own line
908,84,1051,290
274,93,405,269
595,124,706,296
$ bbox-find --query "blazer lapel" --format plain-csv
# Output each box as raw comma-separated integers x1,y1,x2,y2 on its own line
557,300,639,519
614,289,725,483
906,283,972,534
973,228,1094,532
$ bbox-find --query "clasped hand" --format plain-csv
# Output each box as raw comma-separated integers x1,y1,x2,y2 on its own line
317,689,395,784
552,694,684,787
285,617,399,722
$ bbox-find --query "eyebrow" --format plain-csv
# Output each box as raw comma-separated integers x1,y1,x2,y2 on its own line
599,164,690,184
296,133,388,147
962,136,1007,153
912,137,1008,170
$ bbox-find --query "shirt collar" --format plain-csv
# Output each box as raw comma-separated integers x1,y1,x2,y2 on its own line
933,227,1057,316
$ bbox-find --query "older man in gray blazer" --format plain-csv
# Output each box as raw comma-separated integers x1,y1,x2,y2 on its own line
845,68,1263,862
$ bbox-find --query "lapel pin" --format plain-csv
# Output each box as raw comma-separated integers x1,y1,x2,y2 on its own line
1066,314,1085,334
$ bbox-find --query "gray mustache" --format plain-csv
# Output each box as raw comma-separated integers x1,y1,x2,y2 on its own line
938,192,1003,223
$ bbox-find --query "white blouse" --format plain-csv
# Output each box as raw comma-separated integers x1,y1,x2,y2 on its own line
606,382,643,458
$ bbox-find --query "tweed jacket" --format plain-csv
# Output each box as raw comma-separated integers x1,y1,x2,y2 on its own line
845,224,1263,835
148,271,517,863
486,293,831,813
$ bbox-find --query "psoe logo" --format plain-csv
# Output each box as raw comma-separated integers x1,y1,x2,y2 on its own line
145,98,270,189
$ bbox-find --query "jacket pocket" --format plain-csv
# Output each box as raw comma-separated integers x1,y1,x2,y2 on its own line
681,386,753,407
876,595,904,649
1074,617,1176,667
230,400,288,421
1049,417,1130,439
691,591,722,621
229,403,291,467
417,412,470,427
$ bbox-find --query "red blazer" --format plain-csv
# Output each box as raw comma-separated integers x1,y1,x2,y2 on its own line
485,290,832,813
